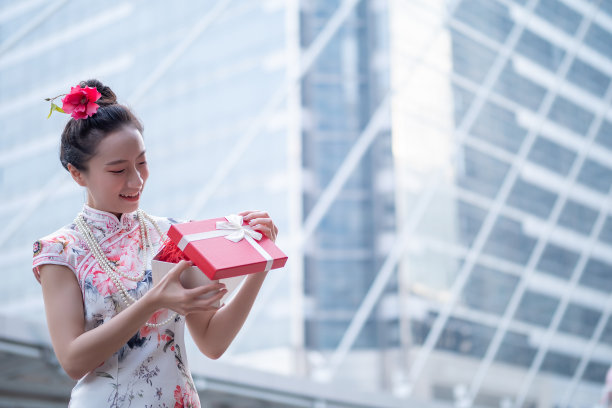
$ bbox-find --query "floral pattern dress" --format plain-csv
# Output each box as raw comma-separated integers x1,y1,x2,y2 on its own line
32,204,200,408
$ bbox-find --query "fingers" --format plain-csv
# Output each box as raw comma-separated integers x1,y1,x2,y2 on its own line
251,223,274,240
168,283,227,315
186,282,226,298
248,219,277,241
169,260,193,279
238,210,278,241
185,289,227,314
242,210,269,221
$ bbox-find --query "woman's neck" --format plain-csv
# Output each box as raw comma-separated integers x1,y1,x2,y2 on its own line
85,201,123,221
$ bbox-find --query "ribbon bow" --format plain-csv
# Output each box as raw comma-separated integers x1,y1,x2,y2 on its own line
176,213,274,273
216,214,263,243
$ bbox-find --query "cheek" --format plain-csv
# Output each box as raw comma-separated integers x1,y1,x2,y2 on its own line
141,167,150,184
88,175,122,196
105,176,125,192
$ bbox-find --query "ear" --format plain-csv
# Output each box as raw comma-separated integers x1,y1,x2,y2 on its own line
67,163,87,187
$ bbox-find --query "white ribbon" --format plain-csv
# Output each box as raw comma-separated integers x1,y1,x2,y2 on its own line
177,214,273,272
215,213,263,242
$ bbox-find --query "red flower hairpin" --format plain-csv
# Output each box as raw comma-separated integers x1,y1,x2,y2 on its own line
46,85,102,120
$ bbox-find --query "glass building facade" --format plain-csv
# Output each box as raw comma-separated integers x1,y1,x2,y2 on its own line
2,0,612,407
390,0,612,406
300,0,395,352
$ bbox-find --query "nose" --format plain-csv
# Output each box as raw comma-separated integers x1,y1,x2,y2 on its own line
127,166,144,189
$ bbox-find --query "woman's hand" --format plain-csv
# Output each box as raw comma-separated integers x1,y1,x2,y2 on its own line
186,210,278,359
145,260,227,316
240,210,278,242
39,261,226,380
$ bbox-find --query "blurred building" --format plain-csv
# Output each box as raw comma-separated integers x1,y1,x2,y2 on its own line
2,0,612,407
298,0,397,386
390,0,612,407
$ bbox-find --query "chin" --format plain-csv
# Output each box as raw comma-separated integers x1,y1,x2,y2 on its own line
114,201,139,215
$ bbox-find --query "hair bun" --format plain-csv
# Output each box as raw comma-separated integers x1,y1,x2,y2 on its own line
80,79,117,106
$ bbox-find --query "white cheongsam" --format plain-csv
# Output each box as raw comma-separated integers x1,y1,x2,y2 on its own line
33,204,200,408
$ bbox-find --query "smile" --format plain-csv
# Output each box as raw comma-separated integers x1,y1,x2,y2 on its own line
119,192,140,201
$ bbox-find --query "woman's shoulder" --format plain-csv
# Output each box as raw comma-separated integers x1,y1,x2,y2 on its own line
32,222,82,281
34,222,80,251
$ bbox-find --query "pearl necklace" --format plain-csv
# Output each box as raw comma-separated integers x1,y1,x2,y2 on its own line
75,209,177,328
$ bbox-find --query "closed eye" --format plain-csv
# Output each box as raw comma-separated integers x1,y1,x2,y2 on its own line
110,170,125,174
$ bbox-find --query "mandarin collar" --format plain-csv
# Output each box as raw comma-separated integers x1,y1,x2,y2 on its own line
81,204,139,231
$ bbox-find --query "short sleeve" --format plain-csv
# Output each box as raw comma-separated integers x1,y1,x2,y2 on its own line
32,231,78,283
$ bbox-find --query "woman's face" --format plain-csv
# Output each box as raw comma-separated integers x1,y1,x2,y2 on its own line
70,126,149,218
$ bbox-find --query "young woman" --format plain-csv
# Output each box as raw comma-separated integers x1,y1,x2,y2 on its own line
32,79,278,407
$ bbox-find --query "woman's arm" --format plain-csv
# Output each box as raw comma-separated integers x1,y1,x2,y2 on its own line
186,272,266,359
40,260,225,380
186,210,278,359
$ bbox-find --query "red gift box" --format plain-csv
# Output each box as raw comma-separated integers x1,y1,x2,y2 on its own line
165,214,288,280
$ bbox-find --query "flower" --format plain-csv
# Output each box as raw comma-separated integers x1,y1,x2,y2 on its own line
33,240,43,257
60,85,102,120
91,268,137,297
139,309,168,338
174,386,184,408
173,384,197,408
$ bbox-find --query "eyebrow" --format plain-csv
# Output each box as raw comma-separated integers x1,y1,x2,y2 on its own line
105,150,146,166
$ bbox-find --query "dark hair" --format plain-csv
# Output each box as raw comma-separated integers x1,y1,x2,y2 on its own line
60,79,143,171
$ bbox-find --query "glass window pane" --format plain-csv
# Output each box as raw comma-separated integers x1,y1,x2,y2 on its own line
585,23,612,61
470,100,527,153
516,29,566,71
308,258,375,310
541,351,580,377
548,96,594,136
306,320,375,349
598,216,612,245
566,58,610,98
462,264,519,315
559,303,601,339
494,63,547,111
580,258,612,293
457,200,488,247
601,316,612,346
558,200,598,235
577,158,612,194
596,119,612,151
514,290,559,327
451,30,497,83
436,318,495,358
317,199,374,248
410,312,436,345
506,178,558,219
537,243,579,280
471,102,527,153
535,0,582,35
454,0,514,44
582,360,609,384
483,216,537,265
528,135,576,175
495,331,537,368
458,147,511,199
601,1,612,18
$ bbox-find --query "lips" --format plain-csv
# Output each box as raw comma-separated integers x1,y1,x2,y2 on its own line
119,191,140,201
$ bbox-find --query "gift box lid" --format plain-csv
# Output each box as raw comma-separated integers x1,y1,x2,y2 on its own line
165,215,288,279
